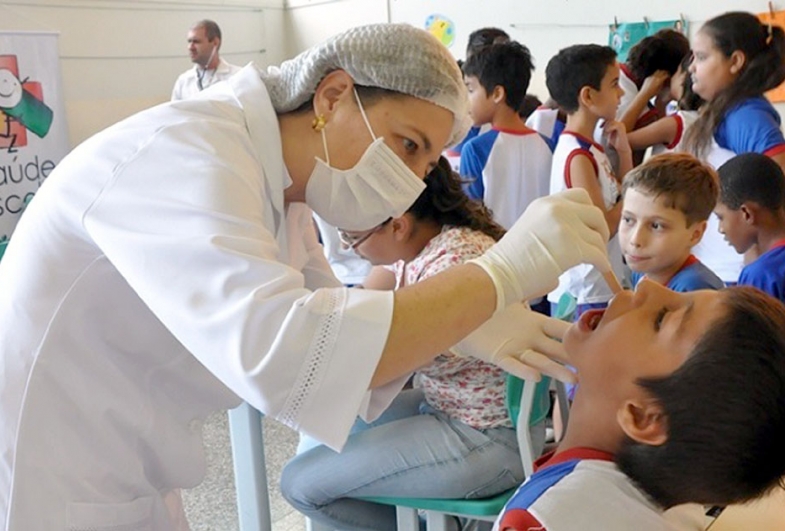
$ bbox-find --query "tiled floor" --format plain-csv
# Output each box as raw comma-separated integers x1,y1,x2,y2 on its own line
182,412,306,531
183,411,785,531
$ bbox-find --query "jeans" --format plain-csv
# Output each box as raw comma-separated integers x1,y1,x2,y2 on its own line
280,389,543,531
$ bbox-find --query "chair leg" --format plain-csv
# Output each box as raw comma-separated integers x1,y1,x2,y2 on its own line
228,402,272,531
425,511,452,531
306,517,334,531
396,506,420,531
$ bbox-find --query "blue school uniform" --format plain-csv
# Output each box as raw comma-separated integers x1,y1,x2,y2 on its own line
738,239,785,303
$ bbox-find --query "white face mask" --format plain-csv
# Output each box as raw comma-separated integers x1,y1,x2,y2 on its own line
305,89,427,231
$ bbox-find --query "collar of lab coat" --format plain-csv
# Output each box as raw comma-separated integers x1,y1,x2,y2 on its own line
226,64,291,239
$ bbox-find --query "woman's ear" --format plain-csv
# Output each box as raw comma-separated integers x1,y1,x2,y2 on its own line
728,50,747,75
617,398,668,446
313,70,355,120
390,215,414,242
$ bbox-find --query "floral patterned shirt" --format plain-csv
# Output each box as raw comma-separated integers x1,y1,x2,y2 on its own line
392,226,512,429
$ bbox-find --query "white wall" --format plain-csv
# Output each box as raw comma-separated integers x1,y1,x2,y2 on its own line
1,0,287,146
282,0,785,117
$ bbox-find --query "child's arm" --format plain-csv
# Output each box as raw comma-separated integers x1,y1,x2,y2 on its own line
360,266,396,290
626,115,680,151
619,70,670,134
569,155,622,238
603,120,633,181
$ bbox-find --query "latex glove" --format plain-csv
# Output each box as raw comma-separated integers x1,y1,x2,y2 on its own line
450,302,576,384
469,188,612,312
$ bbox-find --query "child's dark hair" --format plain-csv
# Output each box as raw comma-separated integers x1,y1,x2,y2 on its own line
466,27,510,58
408,157,505,242
463,42,534,112
519,94,542,119
616,286,785,508
622,153,718,225
677,53,704,111
626,29,690,81
718,152,785,211
685,12,785,157
546,44,617,114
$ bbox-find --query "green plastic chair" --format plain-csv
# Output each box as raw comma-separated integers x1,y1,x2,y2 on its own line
355,374,553,531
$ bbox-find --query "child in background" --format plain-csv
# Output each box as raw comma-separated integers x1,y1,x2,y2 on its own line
614,29,690,137
626,54,704,157
445,27,511,170
495,281,785,531
686,11,785,284
525,98,566,152
716,153,785,302
620,153,723,291
281,158,540,531
545,44,630,317
460,42,552,231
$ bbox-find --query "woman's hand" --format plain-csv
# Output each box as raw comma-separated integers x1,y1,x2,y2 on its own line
450,302,576,383
469,189,612,312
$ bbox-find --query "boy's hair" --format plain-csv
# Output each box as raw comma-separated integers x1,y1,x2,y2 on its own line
626,29,690,81
622,153,719,225
466,27,510,57
462,42,534,112
408,156,506,241
718,152,785,211
617,286,785,508
677,53,704,111
685,12,785,157
545,44,617,114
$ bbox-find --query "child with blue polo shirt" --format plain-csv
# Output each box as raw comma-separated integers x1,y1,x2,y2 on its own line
544,44,630,318
460,41,552,232
716,153,785,302
619,153,723,292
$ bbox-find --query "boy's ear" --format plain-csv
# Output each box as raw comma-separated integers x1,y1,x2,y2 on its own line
577,85,594,109
689,220,707,246
491,85,506,105
617,398,668,446
739,202,758,225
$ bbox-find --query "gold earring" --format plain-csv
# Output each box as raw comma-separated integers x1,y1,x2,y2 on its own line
312,114,326,132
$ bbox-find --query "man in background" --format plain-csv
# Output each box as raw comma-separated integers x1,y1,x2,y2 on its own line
171,19,242,101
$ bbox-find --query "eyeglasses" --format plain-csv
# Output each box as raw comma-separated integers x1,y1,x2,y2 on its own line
337,218,392,250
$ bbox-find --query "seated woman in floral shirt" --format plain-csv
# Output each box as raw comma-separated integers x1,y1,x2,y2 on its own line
280,157,540,531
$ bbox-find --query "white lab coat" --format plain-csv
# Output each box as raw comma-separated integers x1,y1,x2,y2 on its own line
0,65,404,530
170,57,243,101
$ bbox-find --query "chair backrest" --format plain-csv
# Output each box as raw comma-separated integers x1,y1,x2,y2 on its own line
505,374,552,476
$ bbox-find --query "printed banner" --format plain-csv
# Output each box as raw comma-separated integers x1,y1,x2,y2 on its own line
609,19,689,63
0,31,69,258
757,9,785,102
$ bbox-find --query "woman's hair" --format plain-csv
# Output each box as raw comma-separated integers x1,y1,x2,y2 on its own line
685,12,785,157
616,287,785,508
677,53,704,111
408,157,506,242
627,28,690,81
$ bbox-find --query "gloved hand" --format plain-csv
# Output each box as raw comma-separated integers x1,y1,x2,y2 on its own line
469,188,612,312
450,302,576,384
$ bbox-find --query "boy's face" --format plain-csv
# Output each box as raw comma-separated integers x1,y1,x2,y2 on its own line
464,75,495,126
619,188,706,284
588,61,624,121
714,201,755,254
564,279,726,406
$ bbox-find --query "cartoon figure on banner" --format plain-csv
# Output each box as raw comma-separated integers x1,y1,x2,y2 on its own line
0,55,54,153
425,14,455,48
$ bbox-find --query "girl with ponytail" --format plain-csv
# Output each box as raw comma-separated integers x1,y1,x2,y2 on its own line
685,11,785,284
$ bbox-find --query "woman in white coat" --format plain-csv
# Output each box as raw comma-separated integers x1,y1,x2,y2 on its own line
0,24,611,530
